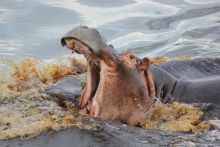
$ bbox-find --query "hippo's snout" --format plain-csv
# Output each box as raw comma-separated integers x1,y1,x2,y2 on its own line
61,26,89,47
61,26,106,57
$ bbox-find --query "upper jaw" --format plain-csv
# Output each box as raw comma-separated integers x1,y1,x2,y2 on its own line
61,26,106,57
62,38,101,66
62,38,93,55
61,26,121,67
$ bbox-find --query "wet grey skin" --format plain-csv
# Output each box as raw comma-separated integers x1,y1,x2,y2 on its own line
61,26,220,106
151,58,220,104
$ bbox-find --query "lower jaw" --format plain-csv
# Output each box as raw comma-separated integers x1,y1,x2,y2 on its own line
79,58,100,108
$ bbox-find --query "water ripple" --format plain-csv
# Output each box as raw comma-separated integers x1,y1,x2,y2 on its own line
0,0,220,60
148,5,220,30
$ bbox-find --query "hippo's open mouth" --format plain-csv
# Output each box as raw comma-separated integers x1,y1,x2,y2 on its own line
61,26,106,110
61,37,100,67
62,39,101,109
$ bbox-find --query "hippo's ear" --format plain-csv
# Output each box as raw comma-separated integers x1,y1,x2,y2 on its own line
142,57,151,68
137,57,151,71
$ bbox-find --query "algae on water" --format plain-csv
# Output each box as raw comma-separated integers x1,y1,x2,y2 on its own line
0,56,211,139
141,102,210,132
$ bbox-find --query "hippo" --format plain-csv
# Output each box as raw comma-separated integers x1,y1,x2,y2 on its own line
61,26,220,125
61,26,155,126
151,59,220,104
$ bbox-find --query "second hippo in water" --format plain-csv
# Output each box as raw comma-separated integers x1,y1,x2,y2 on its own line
151,58,220,104
61,26,220,125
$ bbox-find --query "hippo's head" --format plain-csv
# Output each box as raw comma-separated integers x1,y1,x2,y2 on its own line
61,26,155,126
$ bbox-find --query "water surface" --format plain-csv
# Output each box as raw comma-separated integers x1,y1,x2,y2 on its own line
0,0,220,141
0,0,220,60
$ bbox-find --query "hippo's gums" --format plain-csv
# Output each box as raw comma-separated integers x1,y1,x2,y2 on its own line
61,26,220,125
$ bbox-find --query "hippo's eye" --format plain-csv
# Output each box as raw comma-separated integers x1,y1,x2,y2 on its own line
129,55,136,61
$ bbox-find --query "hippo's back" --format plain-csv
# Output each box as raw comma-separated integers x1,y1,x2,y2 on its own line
152,58,220,79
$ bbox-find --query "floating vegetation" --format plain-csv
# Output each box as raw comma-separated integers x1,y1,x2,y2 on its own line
0,90,99,139
150,57,168,64
0,55,212,139
150,56,192,64
0,55,100,139
9,56,86,84
175,56,192,60
141,102,210,132
0,55,87,96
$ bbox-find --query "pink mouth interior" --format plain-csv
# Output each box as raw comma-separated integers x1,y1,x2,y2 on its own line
70,39,100,67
